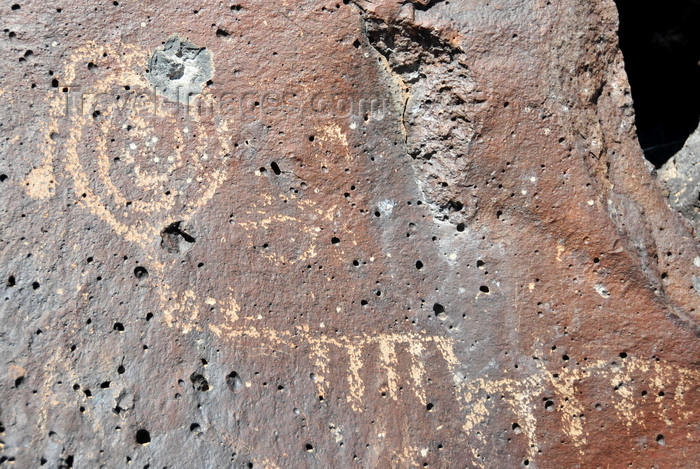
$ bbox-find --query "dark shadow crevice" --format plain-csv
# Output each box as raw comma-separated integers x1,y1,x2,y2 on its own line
614,0,700,167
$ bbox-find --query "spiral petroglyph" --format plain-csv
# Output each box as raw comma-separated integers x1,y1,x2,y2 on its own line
33,40,232,246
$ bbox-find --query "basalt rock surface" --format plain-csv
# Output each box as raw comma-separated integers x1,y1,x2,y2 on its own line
660,123,700,240
1,1,699,468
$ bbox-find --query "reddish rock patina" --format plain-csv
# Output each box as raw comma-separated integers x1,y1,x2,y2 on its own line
1,0,698,467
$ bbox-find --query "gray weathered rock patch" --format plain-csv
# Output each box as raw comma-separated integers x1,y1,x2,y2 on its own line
659,123,700,236
147,36,213,103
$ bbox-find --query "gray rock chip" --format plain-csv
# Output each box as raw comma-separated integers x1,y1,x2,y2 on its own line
147,35,213,103
659,123,700,236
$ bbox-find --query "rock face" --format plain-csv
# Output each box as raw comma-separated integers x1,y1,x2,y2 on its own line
659,124,700,237
1,1,699,468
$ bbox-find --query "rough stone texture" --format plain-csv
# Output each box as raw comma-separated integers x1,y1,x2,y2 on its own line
1,1,699,468
659,123,700,238
147,36,214,103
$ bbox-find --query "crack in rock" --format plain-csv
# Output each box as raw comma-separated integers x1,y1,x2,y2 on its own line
363,15,486,226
